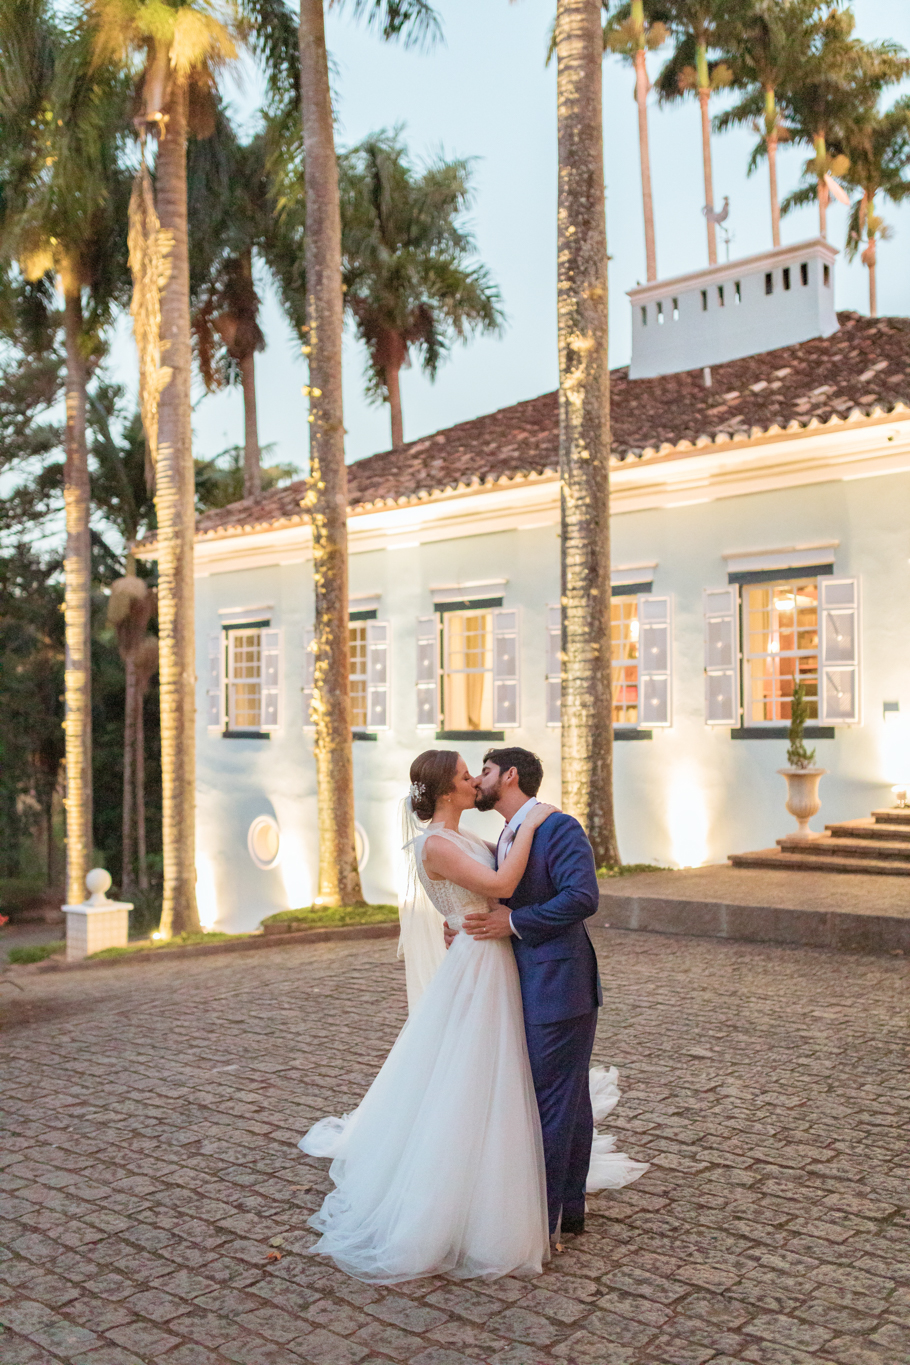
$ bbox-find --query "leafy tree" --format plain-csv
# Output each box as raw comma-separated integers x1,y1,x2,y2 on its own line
602,2,668,282
0,0,131,904
0,547,65,886
554,0,619,869
339,130,503,449
297,0,438,908
841,97,910,317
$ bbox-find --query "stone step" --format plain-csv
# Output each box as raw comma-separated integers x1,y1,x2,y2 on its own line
777,834,910,862
730,848,910,876
826,818,910,843
871,807,910,826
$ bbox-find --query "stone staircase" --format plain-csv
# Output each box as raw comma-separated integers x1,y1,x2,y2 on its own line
730,807,910,876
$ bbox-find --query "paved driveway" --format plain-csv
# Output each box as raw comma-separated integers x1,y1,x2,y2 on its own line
1,929,907,1365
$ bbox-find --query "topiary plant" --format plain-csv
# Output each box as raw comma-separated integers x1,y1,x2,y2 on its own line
786,681,817,769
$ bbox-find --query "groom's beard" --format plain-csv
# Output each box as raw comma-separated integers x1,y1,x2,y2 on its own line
474,782,502,813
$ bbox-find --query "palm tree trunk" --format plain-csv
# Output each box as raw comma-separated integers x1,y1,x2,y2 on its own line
633,46,657,282
814,133,827,239
555,0,619,870
155,80,199,936
698,86,717,265
386,361,404,448
61,277,93,906
122,654,137,895
239,350,262,499
136,679,148,891
765,89,780,248
299,0,365,907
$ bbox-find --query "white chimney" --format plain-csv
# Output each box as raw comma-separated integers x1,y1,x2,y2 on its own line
627,239,839,381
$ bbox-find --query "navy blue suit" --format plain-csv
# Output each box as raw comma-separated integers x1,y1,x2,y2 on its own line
501,811,602,1234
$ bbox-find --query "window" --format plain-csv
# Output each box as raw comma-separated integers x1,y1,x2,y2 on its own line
800,261,809,286
640,305,647,326
765,272,774,295
744,580,819,724
220,626,280,733
717,284,725,307
304,620,389,730
349,622,369,727
546,606,561,726
611,598,640,725
550,597,671,730
444,609,492,730
823,263,831,287
783,266,791,291
657,300,664,324
700,289,708,311
672,296,679,320
734,280,741,303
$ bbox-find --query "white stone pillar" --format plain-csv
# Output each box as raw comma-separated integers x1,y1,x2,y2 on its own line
63,870,133,962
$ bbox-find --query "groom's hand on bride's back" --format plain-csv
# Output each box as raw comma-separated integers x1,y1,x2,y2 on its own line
465,901,513,940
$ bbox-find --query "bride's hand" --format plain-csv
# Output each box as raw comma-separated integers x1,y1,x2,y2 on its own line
525,802,558,832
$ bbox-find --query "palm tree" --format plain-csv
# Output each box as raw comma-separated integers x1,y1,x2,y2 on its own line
778,9,908,240
602,3,667,282
840,97,910,317
652,0,731,266
554,0,619,870
107,575,157,894
297,0,438,907
340,132,503,449
88,0,296,934
189,113,271,499
0,1,131,906
713,0,822,249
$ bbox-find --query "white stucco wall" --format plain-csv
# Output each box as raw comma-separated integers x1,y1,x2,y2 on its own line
194,434,910,934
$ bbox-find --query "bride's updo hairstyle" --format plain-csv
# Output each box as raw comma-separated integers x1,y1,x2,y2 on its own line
409,749,459,823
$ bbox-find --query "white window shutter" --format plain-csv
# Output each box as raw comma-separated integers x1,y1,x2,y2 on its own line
416,616,439,729
546,605,561,727
206,632,222,727
261,629,280,729
704,586,740,725
820,577,860,723
492,608,520,728
638,595,671,727
366,620,390,729
302,627,316,728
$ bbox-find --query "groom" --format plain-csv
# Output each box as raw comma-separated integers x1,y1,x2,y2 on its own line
456,746,602,1241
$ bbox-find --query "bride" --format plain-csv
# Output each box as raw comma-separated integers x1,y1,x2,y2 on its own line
298,749,647,1284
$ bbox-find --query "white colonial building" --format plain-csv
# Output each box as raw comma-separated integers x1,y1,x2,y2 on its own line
142,244,910,933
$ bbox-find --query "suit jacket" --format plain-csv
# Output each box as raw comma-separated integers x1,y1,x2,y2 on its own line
502,811,603,1026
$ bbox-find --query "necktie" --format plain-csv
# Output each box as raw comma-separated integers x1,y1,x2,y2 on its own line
499,827,516,864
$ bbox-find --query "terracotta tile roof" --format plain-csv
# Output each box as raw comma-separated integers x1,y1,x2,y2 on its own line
188,311,910,542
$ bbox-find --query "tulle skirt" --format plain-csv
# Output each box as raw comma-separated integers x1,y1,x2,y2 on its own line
300,932,550,1283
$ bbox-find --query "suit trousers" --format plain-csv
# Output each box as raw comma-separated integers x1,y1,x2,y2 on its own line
525,1007,598,1235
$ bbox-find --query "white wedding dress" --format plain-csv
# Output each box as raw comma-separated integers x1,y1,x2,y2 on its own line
299,824,647,1284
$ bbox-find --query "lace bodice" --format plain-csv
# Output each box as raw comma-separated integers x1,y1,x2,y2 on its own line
414,825,493,933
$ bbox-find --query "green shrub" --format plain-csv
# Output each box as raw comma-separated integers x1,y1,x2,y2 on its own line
7,941,65,964
90,930,233,959
261,904,398,928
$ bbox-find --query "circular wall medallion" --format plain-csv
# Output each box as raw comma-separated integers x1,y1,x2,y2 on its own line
354,821,370,872
248,815,282,870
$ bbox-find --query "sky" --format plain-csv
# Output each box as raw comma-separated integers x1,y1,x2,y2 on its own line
116,0,910,477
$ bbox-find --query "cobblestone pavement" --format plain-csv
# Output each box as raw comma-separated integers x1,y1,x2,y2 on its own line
1,929,908,1365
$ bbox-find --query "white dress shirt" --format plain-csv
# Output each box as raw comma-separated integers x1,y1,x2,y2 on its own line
497,796,538,938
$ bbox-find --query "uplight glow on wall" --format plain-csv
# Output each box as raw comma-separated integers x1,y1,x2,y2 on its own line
196,853,219,930
667,768,710,868
279,830,312,911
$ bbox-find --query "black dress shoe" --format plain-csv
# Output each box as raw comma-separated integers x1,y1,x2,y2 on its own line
560,1213,585,1235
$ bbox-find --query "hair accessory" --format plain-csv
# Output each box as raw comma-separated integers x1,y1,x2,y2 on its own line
409,781,426,801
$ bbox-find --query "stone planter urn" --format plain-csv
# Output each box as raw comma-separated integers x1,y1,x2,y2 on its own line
778,767,826,838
